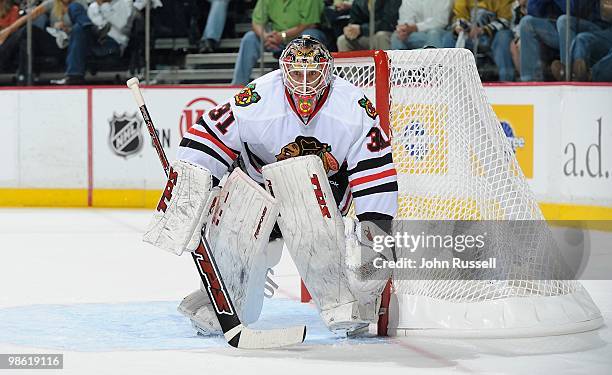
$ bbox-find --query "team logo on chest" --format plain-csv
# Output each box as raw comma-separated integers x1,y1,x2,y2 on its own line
234,83,261,107
276,136,339,172
358,95,378,120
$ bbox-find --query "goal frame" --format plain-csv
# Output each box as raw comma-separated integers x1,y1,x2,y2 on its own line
300,49,603,338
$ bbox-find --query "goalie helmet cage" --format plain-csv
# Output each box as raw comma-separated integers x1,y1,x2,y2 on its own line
325,48,603,338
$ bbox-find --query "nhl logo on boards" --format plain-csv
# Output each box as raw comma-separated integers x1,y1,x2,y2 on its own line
108,112,144,158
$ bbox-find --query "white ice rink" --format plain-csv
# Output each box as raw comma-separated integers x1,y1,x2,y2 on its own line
0,208,610,374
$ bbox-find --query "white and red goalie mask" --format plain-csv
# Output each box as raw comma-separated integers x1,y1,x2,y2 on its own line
279,36,334,124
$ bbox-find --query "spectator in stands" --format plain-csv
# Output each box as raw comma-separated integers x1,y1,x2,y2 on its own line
587,0,612,81
51,0,132,85
323,0,352,50
550,0,608,80
591,47,612,81
0,0,19,72
570,26,612,81
390,0,452,50
442,0,515,81
336,0,400,52
231,0,326,85
128,1,161,75
518,1,564,81
0,0,92,83
520,0,607,81
198,0,229,53
0,0,18,31
509,0,527,76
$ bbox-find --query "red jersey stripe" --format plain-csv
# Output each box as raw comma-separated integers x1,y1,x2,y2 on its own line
341,191,353,214
188,127,238,160
349,168,397,188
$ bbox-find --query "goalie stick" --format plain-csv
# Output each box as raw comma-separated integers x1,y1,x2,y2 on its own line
126,77,306,349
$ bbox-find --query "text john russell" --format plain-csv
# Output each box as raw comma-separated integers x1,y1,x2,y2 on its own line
373,257,497,270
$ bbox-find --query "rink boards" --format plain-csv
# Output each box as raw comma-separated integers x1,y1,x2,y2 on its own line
0,83,611,220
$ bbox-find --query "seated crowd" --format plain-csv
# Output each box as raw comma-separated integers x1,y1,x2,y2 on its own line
0,0,610,85
0,0,152,84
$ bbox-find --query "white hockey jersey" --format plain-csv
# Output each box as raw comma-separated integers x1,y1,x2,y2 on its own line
177,70,397,220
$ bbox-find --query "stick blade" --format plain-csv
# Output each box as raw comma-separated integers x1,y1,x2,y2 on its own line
234,325,306,349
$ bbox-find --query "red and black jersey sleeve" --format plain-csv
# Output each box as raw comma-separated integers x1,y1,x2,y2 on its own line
177,102,241,181
346,99,398,221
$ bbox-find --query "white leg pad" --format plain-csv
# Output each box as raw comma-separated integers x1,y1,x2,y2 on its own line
344,218,393,323
262,156,359,327
204,168,279,324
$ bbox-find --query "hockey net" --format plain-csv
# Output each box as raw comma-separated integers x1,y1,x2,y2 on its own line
332,49,602,337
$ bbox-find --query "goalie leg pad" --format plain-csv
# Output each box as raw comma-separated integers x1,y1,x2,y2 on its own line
143,160,212,256
205,168,279,324
262,155,360,328
344,218,393,323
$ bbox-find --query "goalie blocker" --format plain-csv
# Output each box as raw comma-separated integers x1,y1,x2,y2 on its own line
143,160,215,255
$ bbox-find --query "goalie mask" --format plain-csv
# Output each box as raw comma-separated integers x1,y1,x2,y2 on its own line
279,36,333,124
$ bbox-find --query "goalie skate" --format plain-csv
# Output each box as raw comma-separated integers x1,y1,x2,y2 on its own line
178,288,222,336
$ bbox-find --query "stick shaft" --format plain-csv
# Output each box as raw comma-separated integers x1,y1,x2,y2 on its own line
139,103,170,176
127,78,170,175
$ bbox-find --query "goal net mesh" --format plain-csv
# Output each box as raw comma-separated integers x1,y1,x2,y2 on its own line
332,49,600,335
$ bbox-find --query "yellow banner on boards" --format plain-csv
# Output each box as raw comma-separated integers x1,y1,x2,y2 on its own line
492,105,534,179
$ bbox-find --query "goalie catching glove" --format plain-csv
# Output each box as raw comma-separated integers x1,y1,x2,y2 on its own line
344,217,395,322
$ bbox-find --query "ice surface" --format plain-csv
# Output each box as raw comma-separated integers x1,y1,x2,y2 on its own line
0,299,388,351
0,208,610,375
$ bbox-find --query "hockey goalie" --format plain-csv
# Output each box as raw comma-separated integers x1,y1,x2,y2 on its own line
144,36,398,336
